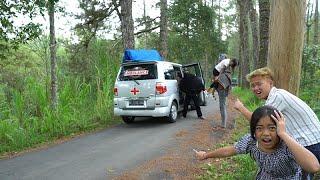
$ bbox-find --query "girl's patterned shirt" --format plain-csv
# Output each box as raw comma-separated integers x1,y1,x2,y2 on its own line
234,134,302,180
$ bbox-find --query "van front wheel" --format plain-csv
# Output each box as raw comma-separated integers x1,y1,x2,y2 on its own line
167,102,178,123
122,116,135,124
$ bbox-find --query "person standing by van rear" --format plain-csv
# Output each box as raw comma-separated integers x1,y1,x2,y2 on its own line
209,54,239,128
179,73,205,120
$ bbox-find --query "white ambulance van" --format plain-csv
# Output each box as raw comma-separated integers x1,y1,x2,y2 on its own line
113,50,206,124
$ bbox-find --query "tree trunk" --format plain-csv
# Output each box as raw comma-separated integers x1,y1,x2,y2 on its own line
120,0,135,49
238,0,250,88
303,1,313,79
48,0,58,110
258,0,270,68
143,0,148,48
160,0,168,59
248,0,259,69
312,0,319,77
268,0,306,95
218,0,222,38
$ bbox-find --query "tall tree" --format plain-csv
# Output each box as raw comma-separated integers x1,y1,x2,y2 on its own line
248,0,259,69
312,0,319,75
120,0,135,49
268,0,306,95
143,0,148,48
48,0,58,109
160,0,168,59
168,0,225,64
237,0,250,88
302,1,314,79
258,0,270,68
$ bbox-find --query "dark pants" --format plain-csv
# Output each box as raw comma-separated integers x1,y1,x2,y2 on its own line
302,142,320,180
182,94,202,118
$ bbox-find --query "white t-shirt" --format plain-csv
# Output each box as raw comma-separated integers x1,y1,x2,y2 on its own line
214,59,231,73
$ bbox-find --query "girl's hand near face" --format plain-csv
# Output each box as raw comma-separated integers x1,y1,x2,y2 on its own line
270,110,320,173
271,110,286,137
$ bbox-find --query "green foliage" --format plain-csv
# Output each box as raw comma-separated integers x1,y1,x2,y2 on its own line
232,87,262,110
301,44,320,117
167,0,227,64
0,0,46,49
0,37,122,155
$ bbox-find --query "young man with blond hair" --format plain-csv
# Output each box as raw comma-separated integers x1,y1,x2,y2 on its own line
233,67,320,179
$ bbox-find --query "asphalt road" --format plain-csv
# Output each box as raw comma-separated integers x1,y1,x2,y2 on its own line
0,94,219,180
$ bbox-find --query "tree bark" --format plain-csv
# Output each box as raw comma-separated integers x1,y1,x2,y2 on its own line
258,0,270,68
248,0,259,69
48,0,58,110
312,0,319,76
143,0,148,48
120,0,135,49
302,1,313,79
238,0,250,88
160,0,168,60
268,0,306,95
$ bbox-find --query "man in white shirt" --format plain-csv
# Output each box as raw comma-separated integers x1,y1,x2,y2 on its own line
233,67,320,179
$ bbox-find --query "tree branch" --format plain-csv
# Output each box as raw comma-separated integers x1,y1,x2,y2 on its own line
134,25,160,36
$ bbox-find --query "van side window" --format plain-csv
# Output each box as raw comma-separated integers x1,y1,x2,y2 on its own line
119,64,157,81
164,70,175,80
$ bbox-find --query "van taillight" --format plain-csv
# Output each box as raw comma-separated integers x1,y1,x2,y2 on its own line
114,87,118,96
156,82,167,94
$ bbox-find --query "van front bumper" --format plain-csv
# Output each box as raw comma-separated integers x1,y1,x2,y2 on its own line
114,106,170,117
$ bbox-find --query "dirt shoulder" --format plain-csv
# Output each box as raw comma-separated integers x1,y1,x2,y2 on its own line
114,97,240,180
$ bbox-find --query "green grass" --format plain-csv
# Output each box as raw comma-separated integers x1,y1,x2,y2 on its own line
0,45,122,155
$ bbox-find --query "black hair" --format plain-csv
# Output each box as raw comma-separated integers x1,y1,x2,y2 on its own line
230,58,239,71
250,105,280,139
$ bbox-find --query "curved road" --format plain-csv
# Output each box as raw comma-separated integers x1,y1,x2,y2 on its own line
0,95,219,180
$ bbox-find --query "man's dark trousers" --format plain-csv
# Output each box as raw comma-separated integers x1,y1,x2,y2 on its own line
182,93,202,118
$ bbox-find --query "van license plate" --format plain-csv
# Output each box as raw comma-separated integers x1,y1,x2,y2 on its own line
129,100,144,106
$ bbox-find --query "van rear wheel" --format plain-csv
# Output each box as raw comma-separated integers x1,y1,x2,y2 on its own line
122,116,135,124
167,102,178,123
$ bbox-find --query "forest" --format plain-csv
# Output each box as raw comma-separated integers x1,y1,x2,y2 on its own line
0,0,319,164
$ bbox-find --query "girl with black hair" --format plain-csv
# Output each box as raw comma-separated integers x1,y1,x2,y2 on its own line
194,105,320,179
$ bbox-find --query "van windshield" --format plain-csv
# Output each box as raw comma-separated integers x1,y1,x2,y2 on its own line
119,63,157,81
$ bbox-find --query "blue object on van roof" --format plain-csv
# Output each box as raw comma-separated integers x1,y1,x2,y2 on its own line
123,49,162,62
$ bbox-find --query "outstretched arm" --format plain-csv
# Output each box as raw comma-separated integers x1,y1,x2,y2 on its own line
233,98,253,121
272,111,320,173
194,146,237,160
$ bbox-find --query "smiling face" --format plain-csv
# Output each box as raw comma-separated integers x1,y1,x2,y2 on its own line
255,116,280,153
250,76,273,100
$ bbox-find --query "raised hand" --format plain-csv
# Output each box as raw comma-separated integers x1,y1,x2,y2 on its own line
271,110,286,137
233,98,244,111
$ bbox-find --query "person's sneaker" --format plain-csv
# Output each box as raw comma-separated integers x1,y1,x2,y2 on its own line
198,116,206,120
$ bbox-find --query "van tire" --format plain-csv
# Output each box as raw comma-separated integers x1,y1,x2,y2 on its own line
122,116,135,124
167,102,178,123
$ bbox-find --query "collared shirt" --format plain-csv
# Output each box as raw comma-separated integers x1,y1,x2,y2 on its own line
266,87,320,146
235,134,302,180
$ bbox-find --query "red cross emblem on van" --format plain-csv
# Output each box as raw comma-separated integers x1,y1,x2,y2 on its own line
130,87,140,95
